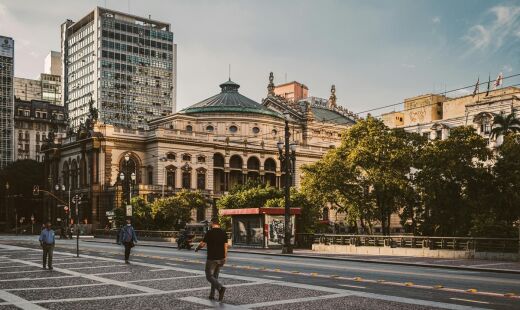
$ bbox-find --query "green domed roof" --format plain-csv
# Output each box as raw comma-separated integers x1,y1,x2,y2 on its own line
180,80,282,118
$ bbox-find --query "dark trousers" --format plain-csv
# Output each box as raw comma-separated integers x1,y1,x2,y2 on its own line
205,259,224,296
42,244,54,268
124,242,132,261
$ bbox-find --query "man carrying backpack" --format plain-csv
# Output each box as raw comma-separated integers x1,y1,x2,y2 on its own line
118,218,137,264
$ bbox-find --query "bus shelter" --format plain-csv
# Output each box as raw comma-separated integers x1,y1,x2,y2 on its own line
219,208,301,249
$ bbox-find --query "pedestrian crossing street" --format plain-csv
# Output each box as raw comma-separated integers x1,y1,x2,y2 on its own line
0,244,484,310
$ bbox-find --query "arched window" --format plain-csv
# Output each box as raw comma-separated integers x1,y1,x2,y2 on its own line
252,127,260,134
197,155,206,163
264,158,276,172
166,152,176,161
206,125,214,132
213,153,224,168
247,157,260,170
229,155,243,169
182,154,191,162
186,125,193,132
62,161,70,189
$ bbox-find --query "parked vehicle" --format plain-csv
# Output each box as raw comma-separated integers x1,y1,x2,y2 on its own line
177,230,194,250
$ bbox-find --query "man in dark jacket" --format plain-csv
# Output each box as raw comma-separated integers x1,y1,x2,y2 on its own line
118,218,137,264
195,217,228,301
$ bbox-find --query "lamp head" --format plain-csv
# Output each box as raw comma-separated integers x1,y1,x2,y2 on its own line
131,172,136,181
290,142,297,153
124,153,130,162
277,141,284,152
55,184,59,191
119,172,125,181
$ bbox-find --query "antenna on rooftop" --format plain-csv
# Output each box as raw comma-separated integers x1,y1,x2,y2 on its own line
228,64,231,81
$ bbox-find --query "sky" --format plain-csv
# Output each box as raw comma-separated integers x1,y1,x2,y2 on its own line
1,0,519,116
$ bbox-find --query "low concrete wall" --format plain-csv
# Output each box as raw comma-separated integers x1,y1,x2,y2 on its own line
311,244,518,261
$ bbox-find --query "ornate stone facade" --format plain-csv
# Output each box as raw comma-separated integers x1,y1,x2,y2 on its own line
43,75,356,228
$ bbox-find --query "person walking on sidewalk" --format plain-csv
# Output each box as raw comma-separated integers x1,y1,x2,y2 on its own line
195,217,228,301
118,218,137,264
39,222,55,270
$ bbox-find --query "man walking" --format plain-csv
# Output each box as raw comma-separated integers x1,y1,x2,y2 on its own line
39,222,55,270
118,218,137,264
195,217,228,301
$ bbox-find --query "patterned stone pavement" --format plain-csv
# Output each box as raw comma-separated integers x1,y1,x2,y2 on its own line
0,243,502,309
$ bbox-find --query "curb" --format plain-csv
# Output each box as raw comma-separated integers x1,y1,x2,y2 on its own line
84,238,520,275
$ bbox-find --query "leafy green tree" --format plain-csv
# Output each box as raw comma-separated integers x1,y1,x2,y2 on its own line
487,133,520,237
151,190,207,230
302,117,417,235
490,111,520,139
414,126,491,236
130,196,153,230
217,182,283,210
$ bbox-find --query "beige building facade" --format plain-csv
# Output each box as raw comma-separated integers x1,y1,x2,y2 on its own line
382,87,520,143
42,75,356,228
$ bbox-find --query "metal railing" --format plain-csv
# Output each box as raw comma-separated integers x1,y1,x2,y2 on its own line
302,234,519,253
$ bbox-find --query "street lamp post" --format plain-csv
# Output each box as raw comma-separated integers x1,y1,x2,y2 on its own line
72,194,81,257
277,113,297,254
4,182,9,231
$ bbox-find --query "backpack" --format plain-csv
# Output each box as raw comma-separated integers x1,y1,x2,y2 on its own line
124,227,133,243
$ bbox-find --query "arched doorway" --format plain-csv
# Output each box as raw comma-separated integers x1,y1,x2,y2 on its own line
247,156,260,181
264,158,276,187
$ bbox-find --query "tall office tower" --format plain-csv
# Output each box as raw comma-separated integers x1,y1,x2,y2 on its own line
61,7,177,130
0,36,14,169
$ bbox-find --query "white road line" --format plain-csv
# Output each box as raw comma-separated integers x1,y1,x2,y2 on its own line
0,270,46,275
92,271,132,275
0,275,76,282
127,275,204,283
242,293,351,308
262,275,283,279
0,289,47,310
6,283,106,291
165,262,178,266
150,269,169,272
450,298,490,304
9,258,161,294
179,296,247,309
338,284,367,289
0,265,27,269
67,265,121,270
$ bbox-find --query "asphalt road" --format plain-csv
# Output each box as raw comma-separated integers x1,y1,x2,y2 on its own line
0,235,519,309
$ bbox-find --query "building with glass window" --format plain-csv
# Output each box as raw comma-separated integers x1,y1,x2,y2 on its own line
42,75,356,228
14,73,62,105
0,35,14,169
61,7,177,130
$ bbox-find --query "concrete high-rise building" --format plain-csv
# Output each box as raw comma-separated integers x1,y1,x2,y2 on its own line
61,7,177,130
14,74,61,105
44,51,62,75
0,36,14,169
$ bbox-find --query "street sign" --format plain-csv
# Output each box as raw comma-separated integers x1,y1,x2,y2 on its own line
64,206,69,211
126,205,132,217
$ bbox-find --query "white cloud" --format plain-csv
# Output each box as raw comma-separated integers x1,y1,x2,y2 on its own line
464,5,520,51
432,16,441,24
401,63,416,69
503,64,513,73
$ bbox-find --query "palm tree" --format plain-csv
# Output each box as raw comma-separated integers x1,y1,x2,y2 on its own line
490,111,520,139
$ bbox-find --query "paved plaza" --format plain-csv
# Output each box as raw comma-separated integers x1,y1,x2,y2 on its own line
0,238,519,309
